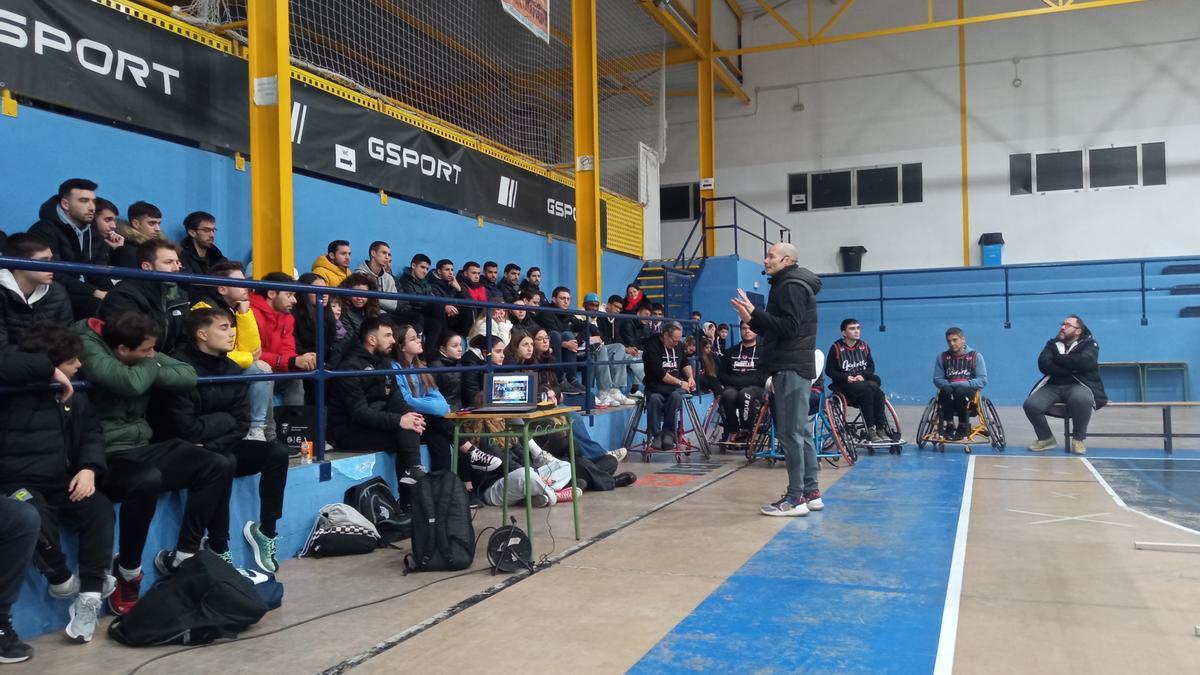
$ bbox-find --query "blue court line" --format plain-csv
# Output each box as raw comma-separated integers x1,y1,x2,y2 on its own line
631,454,969,674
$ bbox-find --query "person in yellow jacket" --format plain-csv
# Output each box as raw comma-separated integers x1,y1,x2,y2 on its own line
190,261,275,442
311,240,351,287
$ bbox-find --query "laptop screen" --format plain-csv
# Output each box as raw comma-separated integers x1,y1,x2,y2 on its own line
490,374,532,405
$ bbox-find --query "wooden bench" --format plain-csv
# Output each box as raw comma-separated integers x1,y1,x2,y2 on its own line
1054,401,1200,454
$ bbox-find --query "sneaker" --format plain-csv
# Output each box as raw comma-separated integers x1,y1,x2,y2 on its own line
553,487,582,503
531,493,551,508
872,428,891,443
154,549,187,577
956,424,971,440
108,560,142,617
614,471,638,488
469,493,484,510
399,465,426,485
607,447,628,462
803,490,825,511
215,549,235,566
101,574,116,600
616,391,637,405
243,521,278,573
629,389,644,400
244,426,267,442
593,394,612,408
661,432,677,451
0,616,31,664
467,446,502,472
1071,439,1087,455
47,574,79,600
1027,437,1056,452
760,495,810,517
563,381,586,395
527,439,554,468
64,594,101,643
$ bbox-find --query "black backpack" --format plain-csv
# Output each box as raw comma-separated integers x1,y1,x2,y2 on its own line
344,477,412,543
405,470,475,572
109,551,269,646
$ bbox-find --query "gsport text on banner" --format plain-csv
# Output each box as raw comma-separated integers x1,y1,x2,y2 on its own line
501,0,549,43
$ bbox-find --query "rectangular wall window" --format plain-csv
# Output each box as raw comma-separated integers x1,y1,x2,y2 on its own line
1010,154,1032,195
786,173,808,212
811,171,852,209
659,183,699,221
901,163,923,203
1089,146,1139,188
856,166,899,206
1035,151,1084,192
1142,142,1166,185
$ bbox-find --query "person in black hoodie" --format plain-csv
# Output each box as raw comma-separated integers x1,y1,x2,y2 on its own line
178,211,227,284
0,233,73,347
732,242,823,517
519,266,548,305
718,322,768,440
427,331,465,411
429,258,466,334
99,239,190,353
498,263,522,304
1023,314,1107,455
327,317,432,492
0,322,114,643
825,318,889,443
641,321,695,451
27,178,115,318
159,308,289,573
462,334,506,408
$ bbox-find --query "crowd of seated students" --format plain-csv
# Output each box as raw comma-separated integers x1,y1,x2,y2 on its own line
0,177,662,660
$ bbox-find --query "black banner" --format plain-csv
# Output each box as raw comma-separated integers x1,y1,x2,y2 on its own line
291,84,582,239
0,0,249,150
0,0,589,239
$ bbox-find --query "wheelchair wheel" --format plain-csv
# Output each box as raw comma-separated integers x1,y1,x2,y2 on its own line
915,397,939,449
744,400,773,462
883,398,904,455
981,397,1007,451
825,396,857,466
702,402,724,450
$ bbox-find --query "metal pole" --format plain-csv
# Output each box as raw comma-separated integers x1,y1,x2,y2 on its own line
878,274,887,332
1139,261,1148,325
572,0,603,301
1163,407,1173,455
1003,268,1012,329
314,291,327,464
247,0,295,274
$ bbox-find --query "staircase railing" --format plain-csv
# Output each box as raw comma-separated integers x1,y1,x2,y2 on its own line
673,196,791,272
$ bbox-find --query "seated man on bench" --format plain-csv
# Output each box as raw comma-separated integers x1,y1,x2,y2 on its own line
826,318,889,443
1023,314,1107,455
932,326,988,440
718,321,767,441
642,321,695,451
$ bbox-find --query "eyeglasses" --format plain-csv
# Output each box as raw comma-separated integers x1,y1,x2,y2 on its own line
196,227,217,234
534,336,550,342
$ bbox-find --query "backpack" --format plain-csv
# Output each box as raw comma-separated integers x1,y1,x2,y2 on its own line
344,477,412,543
300,503,381,557
236,568,285,610
108,551,269,646
405,470,475,572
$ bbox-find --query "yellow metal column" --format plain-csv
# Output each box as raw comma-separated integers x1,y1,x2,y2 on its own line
247,0,295,274
957,0,971,266
573,0,602,297
697,0,717,258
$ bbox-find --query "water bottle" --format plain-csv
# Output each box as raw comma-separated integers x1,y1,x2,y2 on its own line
300,440,314,465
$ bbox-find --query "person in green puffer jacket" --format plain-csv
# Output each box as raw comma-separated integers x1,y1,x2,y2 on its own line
77,312,232,617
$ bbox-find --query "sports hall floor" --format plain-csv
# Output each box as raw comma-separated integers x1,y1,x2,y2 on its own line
14,405,1200,674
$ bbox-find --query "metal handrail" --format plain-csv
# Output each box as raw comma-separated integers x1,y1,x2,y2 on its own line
815,255,1200,331
673,196,792,272
0,256,688,473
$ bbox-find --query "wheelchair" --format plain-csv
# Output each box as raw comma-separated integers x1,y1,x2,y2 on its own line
825,389,906,458
915,389,1006,453
621,393,712,463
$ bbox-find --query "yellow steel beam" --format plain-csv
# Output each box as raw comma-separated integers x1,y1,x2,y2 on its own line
697,0,718,258
247,0,293,275
716,0,1149,57
724,0,744,19
755,0,809,43
814,0,856,40
637,0,751,104
957,0,971,266
668,0,745,80
573,0,602,299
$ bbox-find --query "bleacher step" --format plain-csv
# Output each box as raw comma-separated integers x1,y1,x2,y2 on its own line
1164,264,1200,275
1169,285,1200,296
1181,307,1200,318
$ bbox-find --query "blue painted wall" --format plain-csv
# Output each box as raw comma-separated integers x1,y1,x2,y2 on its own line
690,256,768,329
692,257,1199,405
0,107,645,299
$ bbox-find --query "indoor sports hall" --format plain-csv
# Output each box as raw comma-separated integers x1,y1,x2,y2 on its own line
0,1,1197,673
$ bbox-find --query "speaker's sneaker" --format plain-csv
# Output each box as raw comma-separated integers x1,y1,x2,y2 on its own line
760,495,809,517
803,490,825,511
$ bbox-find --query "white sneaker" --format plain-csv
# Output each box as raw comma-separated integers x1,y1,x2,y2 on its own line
244,426,267,442
593,394,612,408
611,390,634,405
607,447,628,462
65,593,101,643
527,439,554,467
48,574,79,599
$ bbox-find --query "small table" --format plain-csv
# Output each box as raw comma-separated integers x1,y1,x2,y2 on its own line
446,406,581,547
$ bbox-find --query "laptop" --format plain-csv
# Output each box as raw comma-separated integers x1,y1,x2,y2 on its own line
472,372,539,413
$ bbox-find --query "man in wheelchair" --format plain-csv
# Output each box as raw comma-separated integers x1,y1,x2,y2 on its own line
718,322,767,442
826,318,889,443
932,326,988,440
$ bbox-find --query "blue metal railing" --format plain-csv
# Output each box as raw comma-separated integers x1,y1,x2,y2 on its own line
816,255,1200,331
0,256,695,473
674,196,792,272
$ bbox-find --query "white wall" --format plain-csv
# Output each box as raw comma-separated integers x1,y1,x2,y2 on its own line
661,0,1200,272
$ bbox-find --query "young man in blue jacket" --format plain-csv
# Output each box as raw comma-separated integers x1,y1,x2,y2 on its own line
933,327,988,440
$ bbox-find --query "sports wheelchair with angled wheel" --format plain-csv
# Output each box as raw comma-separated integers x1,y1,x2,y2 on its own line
825,390,906,458
916,389,1006,454
621,393,712,463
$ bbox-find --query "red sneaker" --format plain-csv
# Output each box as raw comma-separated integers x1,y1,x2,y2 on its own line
108,559,143,617
553,487,581,504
